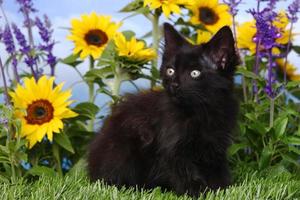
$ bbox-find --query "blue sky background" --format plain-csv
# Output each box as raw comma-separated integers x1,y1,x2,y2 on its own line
0,0,299,110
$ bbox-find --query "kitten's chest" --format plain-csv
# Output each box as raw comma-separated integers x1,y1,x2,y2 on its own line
157,114,206,151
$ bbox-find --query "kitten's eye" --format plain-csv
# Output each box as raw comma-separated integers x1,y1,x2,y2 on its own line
190,70,201,78
166,68,175,76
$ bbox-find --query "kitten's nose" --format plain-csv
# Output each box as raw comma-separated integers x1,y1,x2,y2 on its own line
170,82,179,93
171,82,179,89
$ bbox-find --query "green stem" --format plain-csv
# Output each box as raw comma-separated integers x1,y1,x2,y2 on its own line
9,156,16,183
0,57,9,104
88,56,95,132
111,65,122,97
52,144,63,177
269,98,275,128
151,12,160,88
242,76,248,103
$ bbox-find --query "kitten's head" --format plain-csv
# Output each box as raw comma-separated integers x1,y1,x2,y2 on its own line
161,23,240,106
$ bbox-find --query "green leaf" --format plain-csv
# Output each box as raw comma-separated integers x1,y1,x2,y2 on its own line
54,132,75,154
288,145,300,155
273,117,288,139
236,68,262,81
244,55,255,70
97,41,115,65
60,54,83,68
0,145,9,155
151,66,160,81
292,45,300,54
119,0,143,12
248,121,267,135
296,124,300,136
122,31,136,40
228,143,248,156
73,102,100,120
281,154,299,167
27,166,56,177
286,136,300,145
85,67,113,81
245,113,256,121
286,81,300,89
258,146,273,170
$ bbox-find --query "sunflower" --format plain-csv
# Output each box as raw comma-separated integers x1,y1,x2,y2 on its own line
9,76,78,148
68,12,120,59
188,0,232,33
196,30,213,44
144,0,189,18
276,59,300,81
114,33,156,62
237,11,293,54
236,21,257,54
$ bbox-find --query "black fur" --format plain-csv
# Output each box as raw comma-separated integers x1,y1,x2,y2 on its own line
88,23,240,197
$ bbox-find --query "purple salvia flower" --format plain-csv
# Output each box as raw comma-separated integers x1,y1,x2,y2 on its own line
3,25,16,54
3,25,20,83
264,0,279,10
16,0,36,28
24,56,37,67
223,0,242,16
35,16,51,43
288,0,300,22
249,8,281,98
35,16,57,74
43,15,52,29
11,23,30,54
16,0,36,15
11,23,37,78
249,8,280,51
15,0,37,48
0,28,3,42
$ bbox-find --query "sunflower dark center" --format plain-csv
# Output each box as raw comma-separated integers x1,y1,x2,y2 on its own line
25,100,54,125
84,29,108,47
35,107,46,117
199,7,219,25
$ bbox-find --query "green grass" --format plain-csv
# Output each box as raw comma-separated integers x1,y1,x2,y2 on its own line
1,166,300,200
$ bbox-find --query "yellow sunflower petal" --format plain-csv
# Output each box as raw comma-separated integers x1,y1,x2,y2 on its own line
10,76,77,148
68,13,121,60
114,33,156,62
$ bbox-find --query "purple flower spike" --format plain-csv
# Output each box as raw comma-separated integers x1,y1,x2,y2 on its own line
3,25,20,82
16,0,37,15
11,23,30,54
223,0,242,16
35,16,57,75
3,25,16,54
288,0,300,22
35,16,51,43
249,7,281,99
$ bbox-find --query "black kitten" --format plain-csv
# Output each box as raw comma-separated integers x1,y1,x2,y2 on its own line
88,23,240,197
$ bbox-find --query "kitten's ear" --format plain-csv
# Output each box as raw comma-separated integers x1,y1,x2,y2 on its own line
163,23,188,57
203,26,240,75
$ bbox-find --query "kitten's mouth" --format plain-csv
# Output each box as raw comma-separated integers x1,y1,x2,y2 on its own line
168,89,184,103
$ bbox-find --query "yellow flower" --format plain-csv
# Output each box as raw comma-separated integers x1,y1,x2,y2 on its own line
188,0,232,33
273,11,289,30
144,0,189,18
237,11,293,54
68,12,120,59
237,21,257,54
9,76,78,148
196,30,213,44
114,33,156,62
276,59,300,81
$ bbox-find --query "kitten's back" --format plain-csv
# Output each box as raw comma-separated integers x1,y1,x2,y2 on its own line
88,90,163,184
